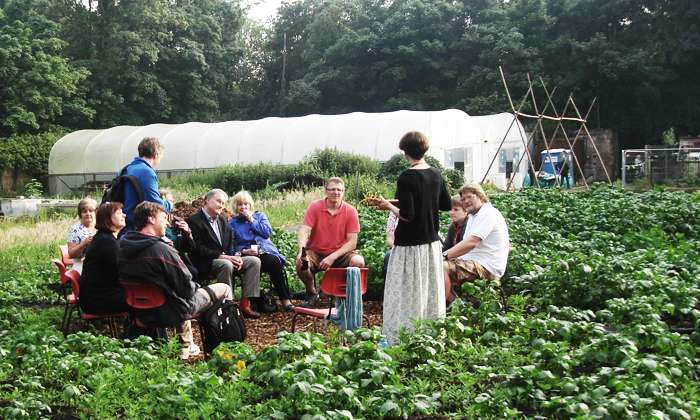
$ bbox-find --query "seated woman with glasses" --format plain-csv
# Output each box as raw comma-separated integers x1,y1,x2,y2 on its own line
228,191,295,312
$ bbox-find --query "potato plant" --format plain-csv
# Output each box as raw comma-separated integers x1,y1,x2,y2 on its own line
0,184,699,419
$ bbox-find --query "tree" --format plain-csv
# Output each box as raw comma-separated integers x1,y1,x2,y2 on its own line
44,0,249,127
0,4,91,137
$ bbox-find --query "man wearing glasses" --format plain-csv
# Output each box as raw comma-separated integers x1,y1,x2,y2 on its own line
295,177,365,307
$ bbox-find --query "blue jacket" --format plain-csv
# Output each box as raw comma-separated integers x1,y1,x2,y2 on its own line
228,212,287,266
121,157,172,234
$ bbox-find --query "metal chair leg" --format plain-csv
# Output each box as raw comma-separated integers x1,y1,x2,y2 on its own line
61,303,77,337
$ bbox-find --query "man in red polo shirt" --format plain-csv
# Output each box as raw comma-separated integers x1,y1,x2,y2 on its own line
295,177,365,307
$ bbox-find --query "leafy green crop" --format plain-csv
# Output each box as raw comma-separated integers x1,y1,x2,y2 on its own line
2,184,700,419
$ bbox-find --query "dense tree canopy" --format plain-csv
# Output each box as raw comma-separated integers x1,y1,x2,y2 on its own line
0,5,91,137
265,0,700,148
0,0,698,160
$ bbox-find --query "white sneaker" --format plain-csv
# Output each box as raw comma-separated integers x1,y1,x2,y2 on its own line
179,344,201,360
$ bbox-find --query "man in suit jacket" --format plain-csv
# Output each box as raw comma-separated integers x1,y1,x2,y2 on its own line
187,189,262,318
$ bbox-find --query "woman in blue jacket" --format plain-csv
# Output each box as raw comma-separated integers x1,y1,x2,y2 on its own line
228,191,294,312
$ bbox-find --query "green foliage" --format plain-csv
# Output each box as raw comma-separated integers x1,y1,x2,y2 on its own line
305,148,380,178
4,177,700,419
377,153,464,191
0,131,64,194
377,154,410,184
662,128,677,146
0,9,92,137
163,148,380,198
266,0,700,148
21,180,43,198
209,329,440,418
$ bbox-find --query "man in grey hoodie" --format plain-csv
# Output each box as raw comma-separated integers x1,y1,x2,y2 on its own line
118,201,232,360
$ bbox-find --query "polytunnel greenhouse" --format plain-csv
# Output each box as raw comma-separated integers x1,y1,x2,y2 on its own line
48,109,528,195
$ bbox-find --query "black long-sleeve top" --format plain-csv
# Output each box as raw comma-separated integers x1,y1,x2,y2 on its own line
394,167,452,246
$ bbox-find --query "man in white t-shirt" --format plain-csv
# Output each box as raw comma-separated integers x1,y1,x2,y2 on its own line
441,183,510,304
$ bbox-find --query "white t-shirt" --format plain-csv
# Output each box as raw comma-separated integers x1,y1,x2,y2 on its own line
458,202,510,277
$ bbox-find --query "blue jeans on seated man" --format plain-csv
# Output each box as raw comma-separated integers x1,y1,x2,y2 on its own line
383,248,392,274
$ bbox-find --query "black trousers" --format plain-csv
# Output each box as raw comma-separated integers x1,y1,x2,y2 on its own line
259,253,291,300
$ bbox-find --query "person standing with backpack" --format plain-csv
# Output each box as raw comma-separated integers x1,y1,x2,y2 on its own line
120,137,173,235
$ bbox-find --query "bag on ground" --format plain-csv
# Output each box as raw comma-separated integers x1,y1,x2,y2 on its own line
201,286,247,354
256,290,278,313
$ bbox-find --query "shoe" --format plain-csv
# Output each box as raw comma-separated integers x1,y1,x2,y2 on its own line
301,292,319,308
283,304,295,312
179,344,201,360
241,307,261,319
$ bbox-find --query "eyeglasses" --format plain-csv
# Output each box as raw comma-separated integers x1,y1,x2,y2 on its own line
326,188,344,193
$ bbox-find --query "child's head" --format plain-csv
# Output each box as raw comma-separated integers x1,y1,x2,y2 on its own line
448,195,467,223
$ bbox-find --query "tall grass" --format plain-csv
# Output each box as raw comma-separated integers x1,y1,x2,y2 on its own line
0,217,75,267
251,189,325,227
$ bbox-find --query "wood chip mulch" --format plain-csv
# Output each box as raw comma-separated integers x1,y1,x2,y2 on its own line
67,296,384,362
186,297,383,361
65,199,383,360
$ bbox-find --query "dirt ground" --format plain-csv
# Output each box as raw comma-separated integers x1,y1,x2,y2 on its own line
65,295,384,361
62,199,385,359
191,296,384,357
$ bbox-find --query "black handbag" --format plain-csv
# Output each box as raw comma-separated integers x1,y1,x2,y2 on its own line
256,290,278,313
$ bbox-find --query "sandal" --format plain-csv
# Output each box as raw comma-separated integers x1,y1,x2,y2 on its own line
283,304,296,312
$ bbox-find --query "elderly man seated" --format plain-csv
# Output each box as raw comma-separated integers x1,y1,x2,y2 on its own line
118,202,232,360
442,184,510,305
187,189,262,319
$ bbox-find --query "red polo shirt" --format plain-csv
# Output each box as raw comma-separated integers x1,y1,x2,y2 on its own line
303,199,361,256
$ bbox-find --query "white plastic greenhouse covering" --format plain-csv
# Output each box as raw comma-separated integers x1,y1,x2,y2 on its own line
48,109,528,195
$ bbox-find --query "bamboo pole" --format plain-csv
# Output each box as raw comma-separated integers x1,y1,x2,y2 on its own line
482,67,531,187
497,67,541,189
528,74,562,188
570,98,613,184
539,80,589,189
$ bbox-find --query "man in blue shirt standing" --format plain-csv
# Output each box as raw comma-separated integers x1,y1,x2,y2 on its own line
121,137,172,234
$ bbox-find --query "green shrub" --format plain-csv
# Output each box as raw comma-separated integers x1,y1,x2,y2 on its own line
0,130,64,195
377,154,409,183
163,148,381,200
378,153,464,190
306,148,379,178
345,173,396,207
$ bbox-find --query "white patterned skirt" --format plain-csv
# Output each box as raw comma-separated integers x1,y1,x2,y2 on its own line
382,240,446,347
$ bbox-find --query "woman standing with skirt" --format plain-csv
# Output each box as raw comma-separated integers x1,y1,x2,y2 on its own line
378,132,452,346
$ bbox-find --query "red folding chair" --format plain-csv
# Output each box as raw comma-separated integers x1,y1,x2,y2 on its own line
291,268,370,333
58,244,73,267
51,258,68,304
61,270,129,337
121,282,204,344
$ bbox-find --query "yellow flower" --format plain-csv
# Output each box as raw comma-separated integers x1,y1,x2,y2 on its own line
217,350,225,357
225,353,233,360
236,360,246,374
